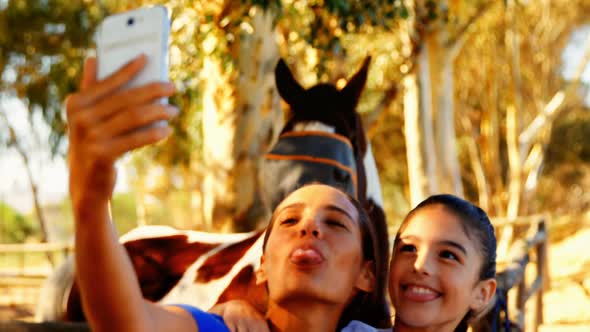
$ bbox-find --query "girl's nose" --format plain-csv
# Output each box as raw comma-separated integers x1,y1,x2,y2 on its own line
413,252,433,275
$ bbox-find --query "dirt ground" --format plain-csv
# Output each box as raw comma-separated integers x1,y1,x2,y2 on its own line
539,225,590,331
0,274,42,322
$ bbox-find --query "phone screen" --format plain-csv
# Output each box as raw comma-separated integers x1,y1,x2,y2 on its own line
96,6,170,89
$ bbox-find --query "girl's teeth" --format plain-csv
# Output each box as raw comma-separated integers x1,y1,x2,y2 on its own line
409,286,435,294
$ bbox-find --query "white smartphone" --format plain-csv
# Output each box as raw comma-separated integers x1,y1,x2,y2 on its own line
95,6,170,92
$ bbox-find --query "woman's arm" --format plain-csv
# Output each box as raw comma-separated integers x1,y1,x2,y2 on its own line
68,55,195,332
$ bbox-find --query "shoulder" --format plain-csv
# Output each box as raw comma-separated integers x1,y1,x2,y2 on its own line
170,304,230,332
341,320,392,332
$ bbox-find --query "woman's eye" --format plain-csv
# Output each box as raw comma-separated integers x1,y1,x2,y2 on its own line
280,218,297,225
399,244,416,253
326,219,347,229
440,250,459,261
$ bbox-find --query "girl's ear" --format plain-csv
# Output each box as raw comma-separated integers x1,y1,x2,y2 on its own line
355,260,376,292
255,255,268,285
470,278,497,312
275,58,305,109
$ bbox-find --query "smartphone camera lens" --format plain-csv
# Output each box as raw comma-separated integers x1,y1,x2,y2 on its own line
127,17,135,26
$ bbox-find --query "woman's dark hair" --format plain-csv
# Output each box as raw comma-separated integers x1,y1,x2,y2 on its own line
394,194,496,332
262,184,391,329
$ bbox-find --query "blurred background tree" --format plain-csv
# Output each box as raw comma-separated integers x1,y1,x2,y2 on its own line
1,0,590,237
0,0,106,242
0,202,37,243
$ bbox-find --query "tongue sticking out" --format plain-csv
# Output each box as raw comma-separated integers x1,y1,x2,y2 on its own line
290,248,323,265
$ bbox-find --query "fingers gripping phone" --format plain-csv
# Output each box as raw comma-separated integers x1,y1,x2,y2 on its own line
96,6,170,97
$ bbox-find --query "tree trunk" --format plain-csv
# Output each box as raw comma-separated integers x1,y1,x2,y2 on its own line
403,71,430,207
1,113,53,265
416,38,439,197
435,49,464,197
460,116,490,212
480,82,504,216
499,0,523,256
201,9,282,232
400,2,435,207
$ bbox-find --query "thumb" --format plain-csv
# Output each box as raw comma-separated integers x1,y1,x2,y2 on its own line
81,57,97,91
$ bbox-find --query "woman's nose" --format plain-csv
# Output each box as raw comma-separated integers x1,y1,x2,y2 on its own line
299,217,321,238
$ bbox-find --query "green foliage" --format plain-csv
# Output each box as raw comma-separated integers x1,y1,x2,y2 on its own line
58,192,139,236
111,192,139,234
0,202,38,243
545,108,590,171
325,0,402,28
145,190,194,228
538,105,590,214
0,0,108,155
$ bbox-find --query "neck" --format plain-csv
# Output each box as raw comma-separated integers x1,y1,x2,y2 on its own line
266,300,343,332
393,317,460,332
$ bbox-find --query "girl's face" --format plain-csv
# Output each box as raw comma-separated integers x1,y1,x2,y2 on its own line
389,205,495,331
258,184,375,307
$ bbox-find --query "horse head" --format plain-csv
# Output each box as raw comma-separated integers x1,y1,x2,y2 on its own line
264,57,383,211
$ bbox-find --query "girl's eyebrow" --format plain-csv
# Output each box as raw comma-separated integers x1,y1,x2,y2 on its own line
399,235,468,256
439,240,467,256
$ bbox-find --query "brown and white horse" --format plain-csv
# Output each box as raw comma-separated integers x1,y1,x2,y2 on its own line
36,57,389,322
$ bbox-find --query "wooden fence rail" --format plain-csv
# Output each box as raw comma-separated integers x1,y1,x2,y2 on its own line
0,243,72,278
0,243,73,253
474,217,549,332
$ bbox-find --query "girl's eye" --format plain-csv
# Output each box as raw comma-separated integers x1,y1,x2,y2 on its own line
399,244,416,253
440,250,459,261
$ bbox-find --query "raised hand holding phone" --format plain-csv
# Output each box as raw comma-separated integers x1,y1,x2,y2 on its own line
67,55,177,213
64,7,188,332
67,6,175,211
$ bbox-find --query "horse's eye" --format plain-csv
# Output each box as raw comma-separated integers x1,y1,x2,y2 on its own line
333,168,350,183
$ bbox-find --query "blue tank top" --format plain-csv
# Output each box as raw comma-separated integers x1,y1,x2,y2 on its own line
174,304,390,332
173,304,230,332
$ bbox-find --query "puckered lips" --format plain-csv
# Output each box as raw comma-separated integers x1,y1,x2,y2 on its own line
289,243,325,268
401,283,442,302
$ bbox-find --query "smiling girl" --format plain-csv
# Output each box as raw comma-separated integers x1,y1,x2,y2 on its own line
389,194,497,332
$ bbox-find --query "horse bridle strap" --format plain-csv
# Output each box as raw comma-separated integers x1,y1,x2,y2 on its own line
265,131,357,195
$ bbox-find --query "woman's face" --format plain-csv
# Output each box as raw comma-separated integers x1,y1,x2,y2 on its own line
389,205,492,330
258,184,374,307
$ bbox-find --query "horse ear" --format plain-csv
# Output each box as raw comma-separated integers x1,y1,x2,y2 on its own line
275,58,305,108
341,56,371,107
